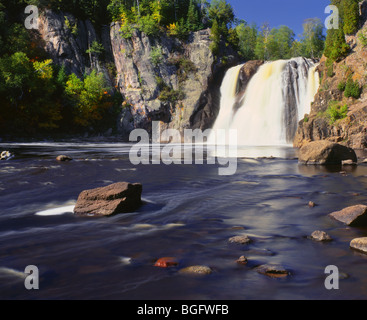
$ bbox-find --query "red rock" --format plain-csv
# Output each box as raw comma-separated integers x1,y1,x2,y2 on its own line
154,257,179,268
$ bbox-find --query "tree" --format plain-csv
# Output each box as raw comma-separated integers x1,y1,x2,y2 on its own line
236,22,258,60
343,0,359,35
301,18,325,59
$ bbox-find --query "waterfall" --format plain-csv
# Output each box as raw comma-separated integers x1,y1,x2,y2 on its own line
211,57,319,146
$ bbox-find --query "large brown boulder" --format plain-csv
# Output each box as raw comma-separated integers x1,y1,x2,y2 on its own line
298,140,357,165
329,205,367,226
74,182,142,217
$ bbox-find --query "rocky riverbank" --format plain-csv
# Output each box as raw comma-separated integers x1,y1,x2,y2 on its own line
294,1,367,149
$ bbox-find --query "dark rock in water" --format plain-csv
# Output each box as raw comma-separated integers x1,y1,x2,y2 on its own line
329,205,367,226
298,140,357,165
74,182,143,216
0,151,13,160
350,237,367,254
228,235,252,245
179,265,212,275
256,264,291,278
310,230,332,242
56,155,73,162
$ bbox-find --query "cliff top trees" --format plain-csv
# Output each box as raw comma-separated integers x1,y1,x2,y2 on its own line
324,0,360,61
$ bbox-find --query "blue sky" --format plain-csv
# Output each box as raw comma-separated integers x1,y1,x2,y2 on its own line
228,0,331,37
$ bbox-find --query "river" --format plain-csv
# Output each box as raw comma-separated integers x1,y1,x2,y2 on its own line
0,142,367,300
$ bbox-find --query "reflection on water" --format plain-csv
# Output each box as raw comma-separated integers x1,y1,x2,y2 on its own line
0,142,367,300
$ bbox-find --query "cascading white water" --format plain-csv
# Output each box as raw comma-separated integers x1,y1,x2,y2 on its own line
211,57,320,146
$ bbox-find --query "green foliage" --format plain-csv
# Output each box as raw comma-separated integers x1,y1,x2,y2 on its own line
65,70,116,127
159,87,185,103
300,18,325,59
236,22,257,60
150,46,164,67
323,0,360,61
343,0,360,35
338,80,346,91
169,56,197,82
326,101,349,124
86,41,105,57
344,78,361,98
326,59,334,77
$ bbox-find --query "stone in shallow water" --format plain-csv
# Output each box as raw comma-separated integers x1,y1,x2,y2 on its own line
154,257,179,268
179,266,212,275
329,205,367,226
74,182,142,216
228,235,252,245
310,230,332,242
350,238,367,254
236,256,248,265
256,264,291,278
56,155,73,162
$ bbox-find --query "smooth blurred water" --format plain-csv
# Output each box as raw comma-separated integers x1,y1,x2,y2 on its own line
0,142,367,300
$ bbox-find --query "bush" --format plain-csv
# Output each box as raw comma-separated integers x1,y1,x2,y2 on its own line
338,81,346,92
344,78,361,99
150,46,163,66
326,59,334,77
326,101,348,124
159,87,185,103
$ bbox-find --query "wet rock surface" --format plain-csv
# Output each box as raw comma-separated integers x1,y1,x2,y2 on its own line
179,265,212,275
310,230,332,242
350,237,367,254
74,182,143,216
329,205,367,226
256,264,291,278
298,141,357,165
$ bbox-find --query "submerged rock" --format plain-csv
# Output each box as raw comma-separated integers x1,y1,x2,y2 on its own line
256,264,291,278
74,182,142,217
56,155,73,162
236,256,248,265
179,265,212,275
308,201,316,208
329,205,367,227
310,230,332,242
298,140,357,165
228,235,252,245
350,238,367,254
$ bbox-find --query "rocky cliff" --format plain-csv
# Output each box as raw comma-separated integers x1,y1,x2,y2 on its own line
38,10,240,140
294,1,367,149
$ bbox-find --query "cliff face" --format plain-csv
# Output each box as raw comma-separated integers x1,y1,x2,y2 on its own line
38,10,240,140
294,1,367,149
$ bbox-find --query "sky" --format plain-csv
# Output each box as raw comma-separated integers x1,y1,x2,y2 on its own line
228,0,331,37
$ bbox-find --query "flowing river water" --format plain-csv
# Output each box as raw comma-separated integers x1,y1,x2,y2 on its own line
1,142,367,300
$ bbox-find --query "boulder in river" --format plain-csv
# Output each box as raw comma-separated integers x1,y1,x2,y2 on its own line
298,140,357,165
329,205,367,227
350,238,367,254
74,182,143,217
